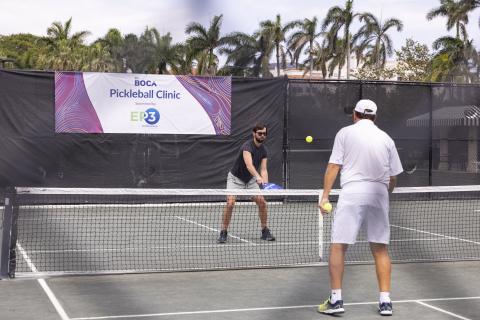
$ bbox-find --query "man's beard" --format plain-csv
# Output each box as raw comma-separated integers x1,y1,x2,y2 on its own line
254,136,265,144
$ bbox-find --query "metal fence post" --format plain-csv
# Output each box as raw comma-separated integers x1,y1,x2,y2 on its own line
0,188,16,279
283,75,289,189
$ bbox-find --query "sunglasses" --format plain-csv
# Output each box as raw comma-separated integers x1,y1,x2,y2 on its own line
255,131,267,136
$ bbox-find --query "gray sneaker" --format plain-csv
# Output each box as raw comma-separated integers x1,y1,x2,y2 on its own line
261,227,275,241
217,230,228,243
378,302,393,316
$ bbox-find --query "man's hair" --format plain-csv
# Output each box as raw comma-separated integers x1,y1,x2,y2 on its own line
252,123,267,133
354,111,376,121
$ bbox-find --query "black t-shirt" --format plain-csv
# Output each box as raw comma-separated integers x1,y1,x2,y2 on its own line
230,140,268,183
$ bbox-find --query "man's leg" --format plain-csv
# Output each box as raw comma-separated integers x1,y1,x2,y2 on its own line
370,242,391,291
222,195,236,230
252,195,267,228
318,243,347,314
370,242,393,315
218,196,235,243
329,243,348,290
253,195,274,241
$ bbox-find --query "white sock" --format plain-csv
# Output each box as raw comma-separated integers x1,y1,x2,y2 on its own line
330,289,342,303
380,292,391,303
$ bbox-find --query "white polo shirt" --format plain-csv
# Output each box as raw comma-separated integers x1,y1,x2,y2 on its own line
329,119,403,188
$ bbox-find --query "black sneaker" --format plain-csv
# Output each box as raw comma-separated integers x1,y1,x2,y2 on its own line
217,230,228,243
261,227,275,241
378,301,393,316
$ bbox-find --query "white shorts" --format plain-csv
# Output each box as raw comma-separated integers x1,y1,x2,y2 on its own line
226,172,260,190
331,182,390,244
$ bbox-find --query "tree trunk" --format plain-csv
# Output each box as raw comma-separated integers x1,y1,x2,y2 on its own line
376,39,381,75
309,40,313,79
346,32,351,80
209,49,213,75
276,43,280,77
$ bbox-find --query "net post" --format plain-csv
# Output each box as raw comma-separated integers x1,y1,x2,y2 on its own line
318,193,323,262
0,187,17,279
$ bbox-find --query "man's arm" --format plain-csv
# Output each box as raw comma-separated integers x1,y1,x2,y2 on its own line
388,176,397,193
243,151,263,184
259,158,268,183
320,163,341,213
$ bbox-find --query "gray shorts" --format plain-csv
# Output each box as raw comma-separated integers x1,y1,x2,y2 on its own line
226,172,260,190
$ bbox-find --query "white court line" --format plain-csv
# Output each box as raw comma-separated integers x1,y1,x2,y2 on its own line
16,242,70,320
416,301,472,320
174,216,254,244
390,224,480,246
69,296,480,320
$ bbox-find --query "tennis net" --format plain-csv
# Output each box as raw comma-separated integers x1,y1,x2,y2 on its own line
1,186,479,278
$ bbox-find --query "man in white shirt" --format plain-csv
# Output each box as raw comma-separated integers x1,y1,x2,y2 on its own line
317,99,403,316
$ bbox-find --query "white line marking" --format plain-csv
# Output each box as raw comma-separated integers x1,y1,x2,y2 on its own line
416,301,471,320
390,224,480,246
16,242,70,320
69,296,480,319
359,238,445,243
174,216,254,244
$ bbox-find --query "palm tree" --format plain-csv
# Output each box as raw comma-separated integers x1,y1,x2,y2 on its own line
120,33,145,73
169,44,194,75
219,32,258,76
287,17,323,78
427,0,469,39
141,28,183,74
185,14,228,75
430,33,478,82
95,28,124,71
326,38,347,78
258,14,296,76
46,17,90,49
37,18,91,71
82,43,116,72
219,32,271,77
458,0,480,26
305,41,330,78
322,0,358,79
353,14,403,70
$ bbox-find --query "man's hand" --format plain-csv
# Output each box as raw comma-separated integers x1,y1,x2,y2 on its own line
256,176,264,186
319,197,330,215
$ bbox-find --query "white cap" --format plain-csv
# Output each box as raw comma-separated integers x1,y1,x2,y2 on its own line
354,99,377,115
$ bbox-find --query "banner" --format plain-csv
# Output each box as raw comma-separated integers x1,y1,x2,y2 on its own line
55,72,231,135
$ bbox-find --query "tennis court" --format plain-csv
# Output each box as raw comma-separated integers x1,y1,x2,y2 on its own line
1,261,479,319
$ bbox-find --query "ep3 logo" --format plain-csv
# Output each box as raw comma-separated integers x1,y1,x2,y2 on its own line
131,108,160,125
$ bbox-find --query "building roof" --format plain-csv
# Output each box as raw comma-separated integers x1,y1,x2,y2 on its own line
406,105,480,127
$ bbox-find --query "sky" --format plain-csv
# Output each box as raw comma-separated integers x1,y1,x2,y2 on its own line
2,0,480,56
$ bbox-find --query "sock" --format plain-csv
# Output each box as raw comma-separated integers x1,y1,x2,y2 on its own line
330,289,342,303
380,292,391,303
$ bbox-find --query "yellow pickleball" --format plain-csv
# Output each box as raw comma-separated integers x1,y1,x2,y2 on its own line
305,135,313,143
322,202,333,214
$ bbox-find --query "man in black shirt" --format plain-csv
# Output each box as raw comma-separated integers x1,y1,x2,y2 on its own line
217,124,275,243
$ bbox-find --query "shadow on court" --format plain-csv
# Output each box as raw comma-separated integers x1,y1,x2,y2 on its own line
1,261,479,320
